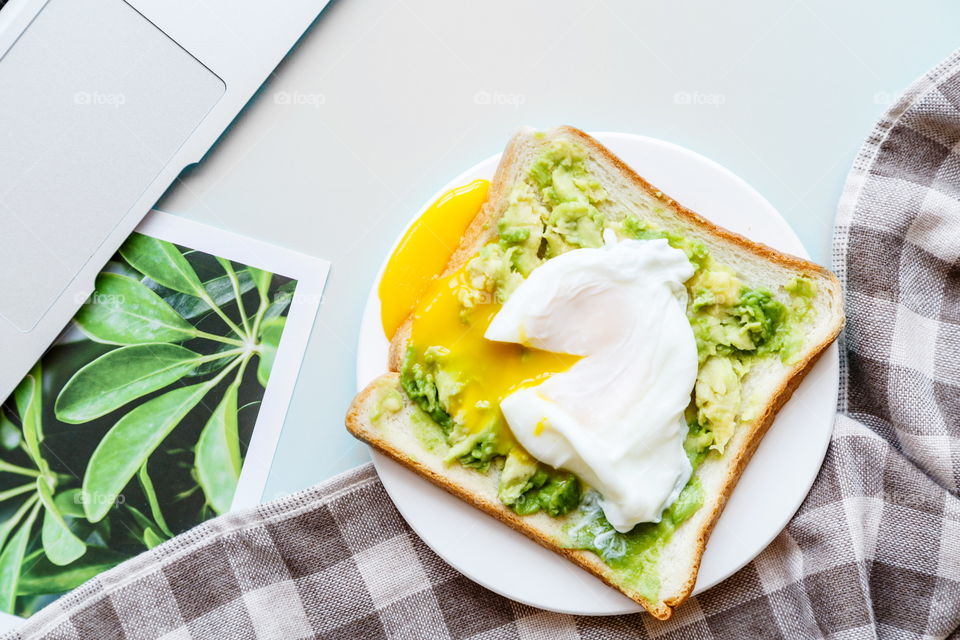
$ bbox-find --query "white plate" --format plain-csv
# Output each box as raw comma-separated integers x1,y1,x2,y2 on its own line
355,132,838,616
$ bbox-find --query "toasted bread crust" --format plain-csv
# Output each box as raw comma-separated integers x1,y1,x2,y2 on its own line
359,126,844,618
560,126,841,287
660,327,838,607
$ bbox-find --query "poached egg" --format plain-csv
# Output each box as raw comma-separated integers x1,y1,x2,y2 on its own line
485,231,698,532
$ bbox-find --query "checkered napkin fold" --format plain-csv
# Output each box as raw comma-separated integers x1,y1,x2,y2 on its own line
8,54,960,640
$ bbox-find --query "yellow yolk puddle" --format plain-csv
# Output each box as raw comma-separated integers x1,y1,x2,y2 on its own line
410,267,580,436
379,179,490,338
380,178,579,440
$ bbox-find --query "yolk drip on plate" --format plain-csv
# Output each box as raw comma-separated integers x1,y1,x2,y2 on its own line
409,266,580,436
379,179,490,339
379,179,579,438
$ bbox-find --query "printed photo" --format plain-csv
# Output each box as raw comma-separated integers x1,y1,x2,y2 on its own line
0,213,328,619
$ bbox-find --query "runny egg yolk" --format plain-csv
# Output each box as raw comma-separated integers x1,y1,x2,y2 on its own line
409,267,580,436
380,179,579,439
379,179,490,339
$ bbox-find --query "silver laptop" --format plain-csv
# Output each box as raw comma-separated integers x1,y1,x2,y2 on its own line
0,0,329,402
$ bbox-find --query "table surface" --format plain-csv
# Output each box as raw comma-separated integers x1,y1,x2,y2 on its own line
157,0,959,501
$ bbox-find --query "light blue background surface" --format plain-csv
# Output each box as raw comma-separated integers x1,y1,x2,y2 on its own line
156,0,960,501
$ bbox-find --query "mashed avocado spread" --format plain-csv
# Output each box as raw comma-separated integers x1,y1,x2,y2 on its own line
392,137,816,599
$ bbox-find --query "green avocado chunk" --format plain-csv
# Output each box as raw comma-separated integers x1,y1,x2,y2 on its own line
399,347,461,432
495,447,581,517
447,424,506,471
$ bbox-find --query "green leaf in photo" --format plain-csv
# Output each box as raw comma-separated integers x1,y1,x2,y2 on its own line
55,344,204,423
121,239,248,340
82,382,214,522
102,259,143,281
257,317,286,388
137,464,171,537
13,366,48,475
119,234,204,297
17,547,127,596
164,270,255,320
37,478,86,566
13,369,41,459
248,268,272,299
0,412,21,451
195,383,241,515
75,274,196,345
0,501,41,612
142,528,165,549
41,513,86,566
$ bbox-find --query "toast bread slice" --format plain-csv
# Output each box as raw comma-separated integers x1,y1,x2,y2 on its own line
347,126,844,619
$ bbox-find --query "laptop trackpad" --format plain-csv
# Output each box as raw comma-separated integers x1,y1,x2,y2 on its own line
0,0,224,331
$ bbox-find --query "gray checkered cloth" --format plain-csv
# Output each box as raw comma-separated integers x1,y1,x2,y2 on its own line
8,55,960,640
